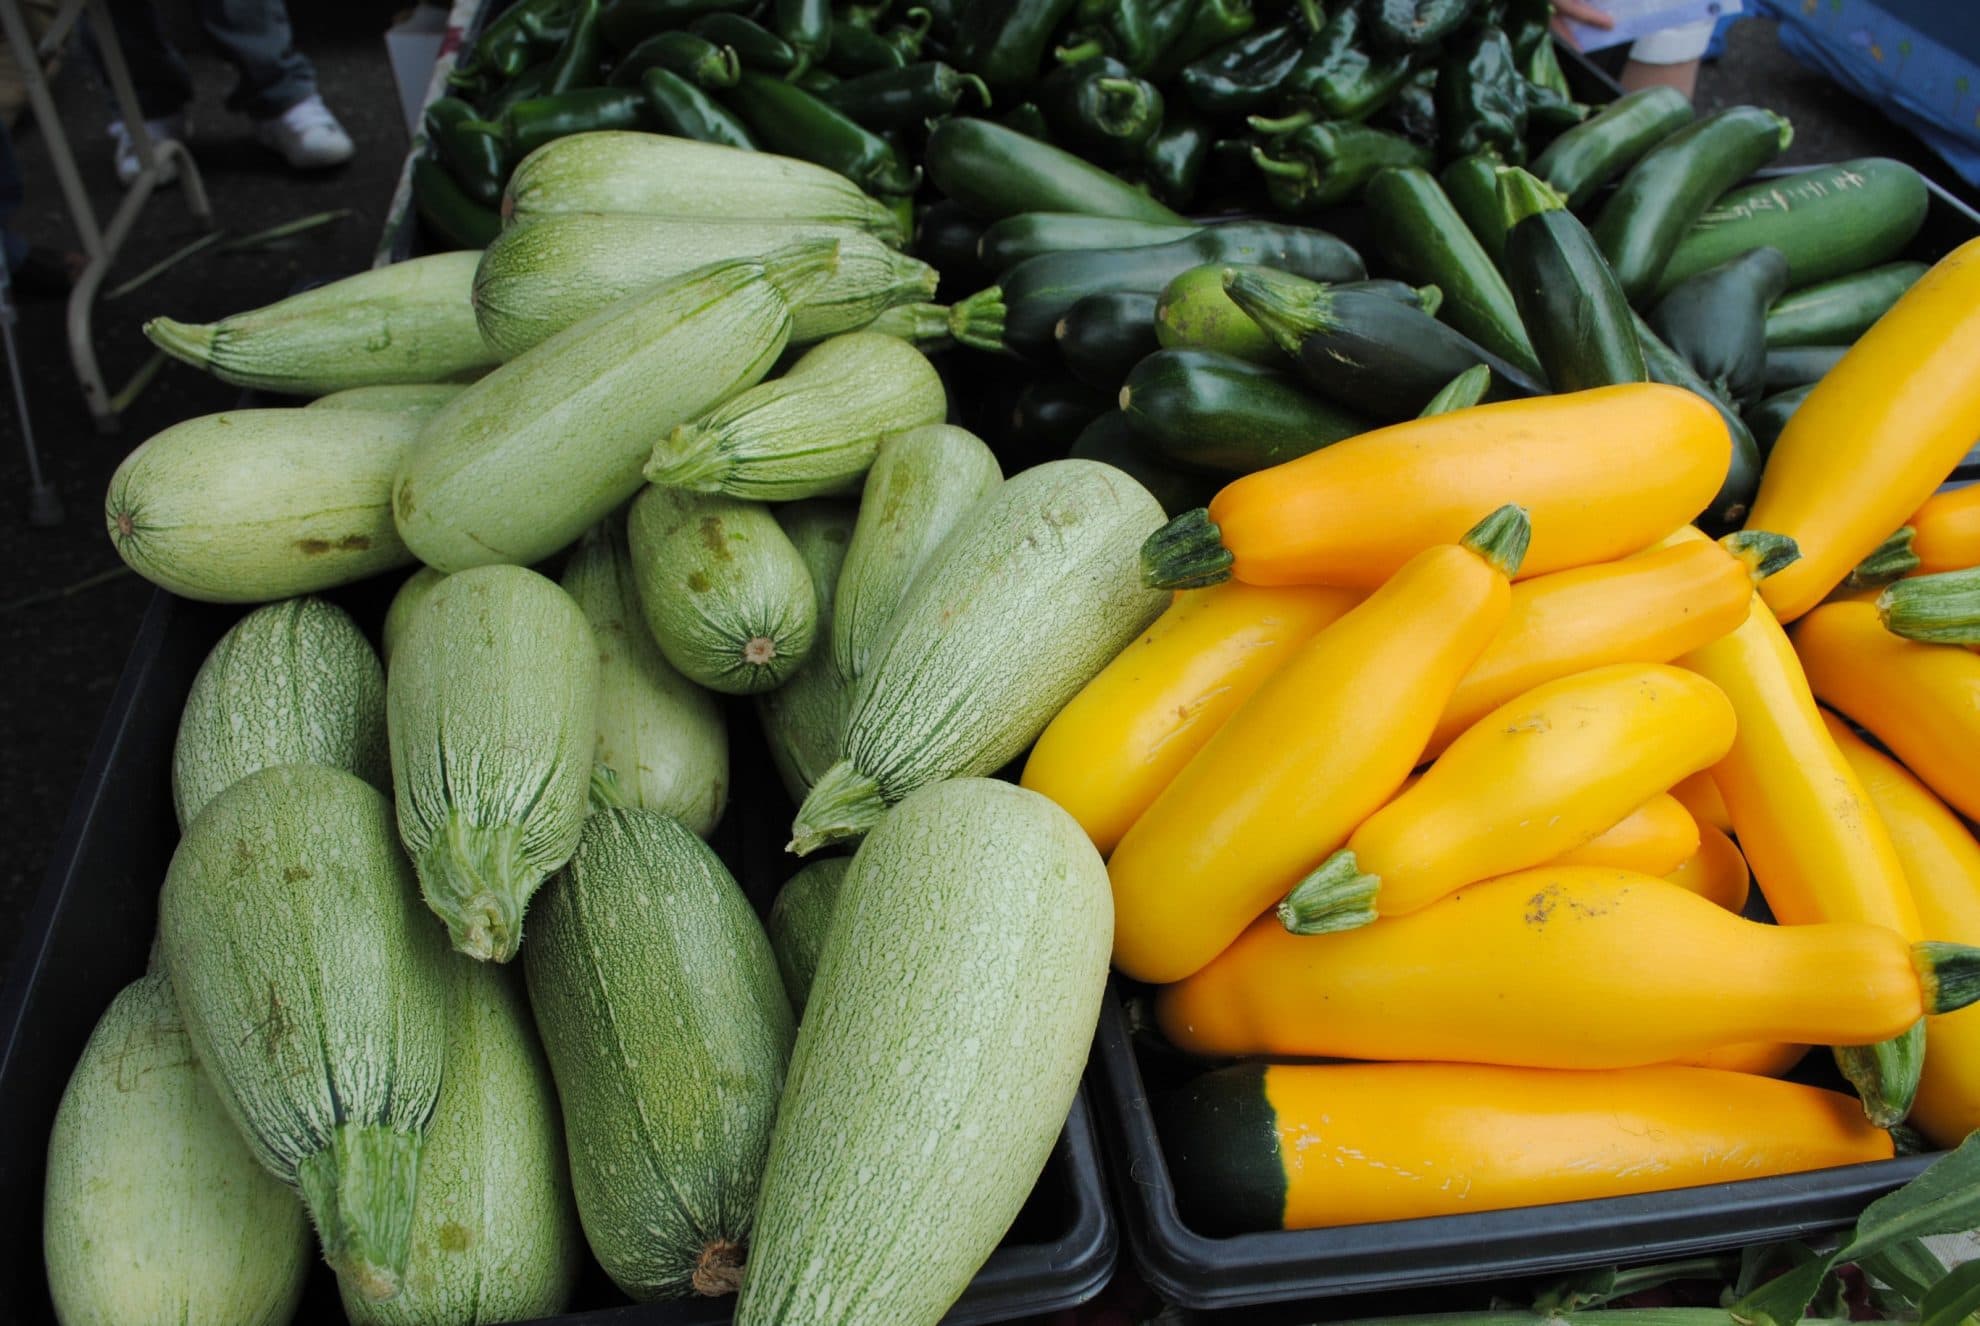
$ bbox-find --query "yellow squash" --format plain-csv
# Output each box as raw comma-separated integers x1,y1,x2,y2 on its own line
1660,820,1750,913
1280,664,1735,933
1746,237,1980,622
1825,711,1980,1148
1109,507,1528,984
1159,866,1980,1066
1796,600,1980,822
1675,1040,1809,1078
1021,582,1358,854
1428,531,1792,756
1552,794,1701,878
1158,1062,1890,1232
1671,769,1732,833
1912,485,1980,576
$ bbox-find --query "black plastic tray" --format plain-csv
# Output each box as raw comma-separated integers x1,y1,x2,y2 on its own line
0,585,1115,1324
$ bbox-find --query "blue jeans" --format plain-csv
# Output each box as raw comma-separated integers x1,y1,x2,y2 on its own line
0,120,25,270
93,0,317,120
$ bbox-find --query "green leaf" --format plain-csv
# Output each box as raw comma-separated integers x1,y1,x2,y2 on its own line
1861,1238,1952,1305
1534,1267,1618,1313
1920,1258,1980,1326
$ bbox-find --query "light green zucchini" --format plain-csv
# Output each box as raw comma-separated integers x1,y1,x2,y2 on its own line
790,459,1167,852
757,500,857,803
738,779,1111,1326
381,565,446,665
831,424,1002,683
473,214,938,359
562,519,728,837
171,596,387,829
338,960,582,1326
158,764,450,1302
105,407,424,603
387,564,599,962
144,252,498,396
628,485,818,694
523,808,795,1301
392,240,838,573
307,383,470,418
504,131,906,245
765,856,850,1014
44,971,310,1326
646,332,948,501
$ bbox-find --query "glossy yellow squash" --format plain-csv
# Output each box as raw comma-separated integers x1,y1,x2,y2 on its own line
1912,486,1980,576
1159,866,1980,1066
1141,385,1729,591
1279,664,1735,933
1109,507,1528,984
1427,531,1789,756
1825,711,1980,1148
1660,820,1750,913
1551,794,1701,878
1674,1039,1809,1078
1020,582,1359,854
1671,769,1732,833
1747,237,1980,622
1158,1062,1889,1232
1796,600,1980,823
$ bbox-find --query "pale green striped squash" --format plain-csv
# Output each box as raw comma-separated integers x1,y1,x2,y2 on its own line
381,565,446,665
308,383,469,418
757,500,856,803
765,856,850,1014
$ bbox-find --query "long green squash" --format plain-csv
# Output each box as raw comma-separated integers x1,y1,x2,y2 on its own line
105,407,424,603
44,971,310,1326
339,961,582,1326
766,856,850,1014
144,252,498,395
738,780,1111,1326
308,383,470,418
392,240,838,573
562,519,728,837
629,485,818,694
757,501,857,803
381,565,446,665
831,424,1002,683
388,565,598,962
524,808,795,1301
503,132,906,244
791,460,1167,852
172,596,387,829
158,764,450,1302
473,214,938,358
646,332,948,501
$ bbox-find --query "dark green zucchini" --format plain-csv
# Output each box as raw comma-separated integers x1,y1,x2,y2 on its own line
1366,165,1539,380
1119,348,1374,475
914,200,991,294
1530,86,1693,209
1056,291,1161,392
1763,343,1848,392
1155,1062,1285,1237
1763,260,1927,348
1745,382,1814,456
1655,158,1929,297
925,117,1189,223
1222,265,1543,421
1012,376,1112,447
1634,309,1764,533
1590,105,1793,302
1649,247,1792,411
1068,410,1221,517
1499,166,1640,393
977,213,1202,275
1440,151,1508,265
999,223,1366,354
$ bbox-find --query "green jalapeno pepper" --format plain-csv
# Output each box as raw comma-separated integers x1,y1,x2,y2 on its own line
607,30,741,89
502,85,654,158
725,69,920,193
599,0,755,52
641,66,756,147
953,0,1083,93
423,96,508,208
690,13,799,72
412,154,502,250
821,61,990,129
775,0,834,77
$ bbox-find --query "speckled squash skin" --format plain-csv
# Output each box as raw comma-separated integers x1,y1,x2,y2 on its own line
381,566,446,665
739,779,1112,1326
171,596,388,829
523,808,794,1302
307,383,471,418
44,971,310,1326
757,501,856,802
158,764,450,1301
765,856,851,1012
339,959,583,1326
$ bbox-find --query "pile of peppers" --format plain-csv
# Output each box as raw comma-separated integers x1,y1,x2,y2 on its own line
412,0,1588,248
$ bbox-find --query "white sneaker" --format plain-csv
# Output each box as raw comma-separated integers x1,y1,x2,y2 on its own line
108,113,185,186
255,94,354,170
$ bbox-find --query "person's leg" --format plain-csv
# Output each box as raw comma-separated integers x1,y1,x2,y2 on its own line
1620,19,1717,100
194,0,314,117
86,0,194,121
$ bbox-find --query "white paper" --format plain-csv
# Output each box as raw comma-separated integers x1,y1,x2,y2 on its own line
1564,0,1740,54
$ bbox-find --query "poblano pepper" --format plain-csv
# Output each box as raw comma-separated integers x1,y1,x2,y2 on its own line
1436,22,1527,161
1249,119,1431,211
1141,107,1212,208
1039,55,1166,164
1177,20,1307,115
1267,4,1417,123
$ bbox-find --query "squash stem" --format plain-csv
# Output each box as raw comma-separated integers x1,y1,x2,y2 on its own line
1220,264,1335,355
1495,165,1568,229
296,1122,424,1303
1878,567,1980,644
589,762,627,811
1247,109,1315,137
1418,364,1491,418
1140,507,1235,590
1278,851,1381,935
1918,941,1980,1014
1721,529,1803,584
1833,1019,1923,1128
1412,282,1444,318
1841,526,1918,592
1460,504,1532,579
645,424,733,493
141,315,218,370
1093,79,1155,138
868,302,955,350
418,816,528,963
948,285,1008,354
789,760,888,855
